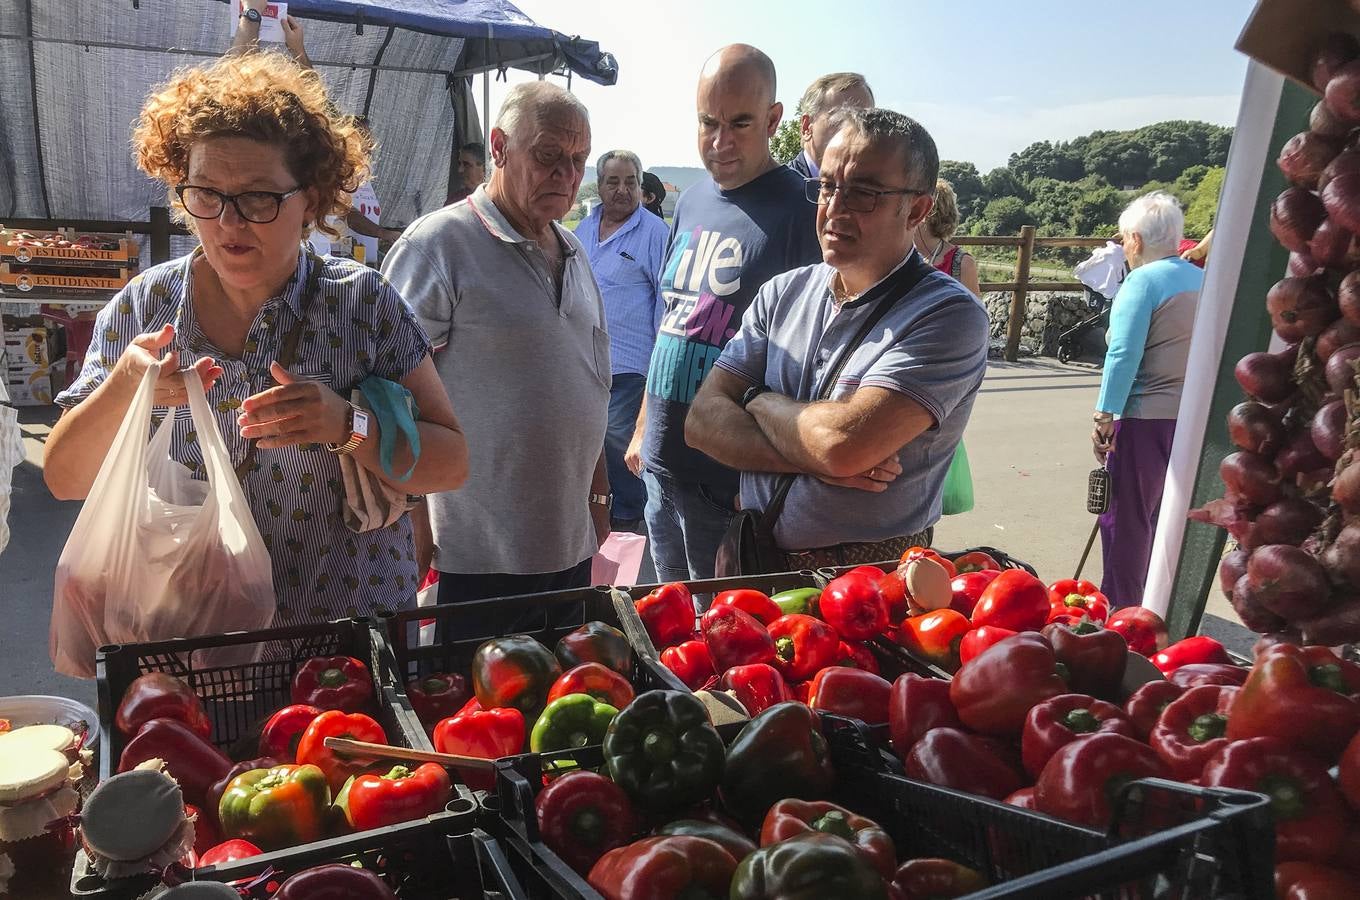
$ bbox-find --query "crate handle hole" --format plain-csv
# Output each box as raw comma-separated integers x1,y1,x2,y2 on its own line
447,795,479,815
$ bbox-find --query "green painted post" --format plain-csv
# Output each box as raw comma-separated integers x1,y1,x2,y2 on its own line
1165,78,1314,641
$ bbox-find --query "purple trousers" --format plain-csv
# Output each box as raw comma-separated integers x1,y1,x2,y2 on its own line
1099,417,1177,608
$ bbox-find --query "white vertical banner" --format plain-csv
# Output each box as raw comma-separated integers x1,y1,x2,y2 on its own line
1142,61,1286,618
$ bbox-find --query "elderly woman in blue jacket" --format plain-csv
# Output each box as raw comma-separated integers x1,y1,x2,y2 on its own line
1091,191,1204,607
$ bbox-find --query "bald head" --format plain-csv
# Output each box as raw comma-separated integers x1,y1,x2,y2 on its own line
698,44,777,106
695,44,781,189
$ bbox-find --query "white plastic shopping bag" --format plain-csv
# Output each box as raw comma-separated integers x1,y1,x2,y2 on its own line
51,364,275,677
0,404,22,556
591,531,648,586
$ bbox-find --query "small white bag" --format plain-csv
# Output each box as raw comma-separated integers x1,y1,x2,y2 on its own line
50,363,275,677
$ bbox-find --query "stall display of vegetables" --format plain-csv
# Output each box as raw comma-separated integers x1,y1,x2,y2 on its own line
526,690,987,900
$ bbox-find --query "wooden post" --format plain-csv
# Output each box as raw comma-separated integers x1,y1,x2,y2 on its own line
1004,225,1035,362
149,206,171,264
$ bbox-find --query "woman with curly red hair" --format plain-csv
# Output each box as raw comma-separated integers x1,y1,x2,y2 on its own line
44,51,467,623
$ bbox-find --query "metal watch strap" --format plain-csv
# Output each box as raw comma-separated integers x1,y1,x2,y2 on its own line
589,492,612,508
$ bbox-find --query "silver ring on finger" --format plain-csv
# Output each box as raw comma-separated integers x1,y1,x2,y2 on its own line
870,467,879,479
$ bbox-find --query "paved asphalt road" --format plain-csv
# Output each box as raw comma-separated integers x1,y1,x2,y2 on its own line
0,357,1250,708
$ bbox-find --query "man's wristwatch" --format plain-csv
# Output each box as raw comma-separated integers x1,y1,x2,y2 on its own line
589,492,613,510
327,405,371,455
241,7,263,23
740,383,771,409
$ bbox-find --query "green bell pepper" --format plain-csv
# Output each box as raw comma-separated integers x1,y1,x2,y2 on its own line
721,701,836,825
218,763,331,850
731,832,888,899
530,692,619,752
772,588,822,617
603,690,725,812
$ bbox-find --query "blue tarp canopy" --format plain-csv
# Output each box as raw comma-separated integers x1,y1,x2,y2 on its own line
0,0,616,229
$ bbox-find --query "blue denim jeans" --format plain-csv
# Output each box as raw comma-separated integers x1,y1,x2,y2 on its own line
604,373,647,521
641,468,737,584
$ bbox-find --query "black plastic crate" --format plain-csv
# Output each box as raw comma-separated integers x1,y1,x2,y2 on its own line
381,585,690,752
70,813,518,900
96,617,428,771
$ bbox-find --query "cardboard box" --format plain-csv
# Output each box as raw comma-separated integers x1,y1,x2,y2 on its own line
2,325,58,369
0,263,131,295
0,230,140,268
5,365,52,406
1236,0,1360,94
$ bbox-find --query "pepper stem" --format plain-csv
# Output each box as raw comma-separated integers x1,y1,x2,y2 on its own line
318,667,350,688
1259,774,1305,820
1064,593,1087,608
811,810,856,840
1062,708,1102,734
1308,663,1349,694
421,676,449,694
384,766,412,781
774,636,797,664
573,809,603,845
642,729,675,763
1186,713,1227,744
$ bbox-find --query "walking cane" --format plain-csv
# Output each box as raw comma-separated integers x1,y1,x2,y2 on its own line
1074,464,1110,580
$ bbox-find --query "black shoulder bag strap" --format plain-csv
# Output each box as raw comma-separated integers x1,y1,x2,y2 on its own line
231,251,326,482
757,253,938,534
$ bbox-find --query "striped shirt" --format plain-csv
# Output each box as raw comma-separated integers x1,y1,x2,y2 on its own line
56,248,431,622
574,204,670,375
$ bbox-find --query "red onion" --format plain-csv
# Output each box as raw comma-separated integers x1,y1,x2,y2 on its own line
1326,58,1360,123
1266,275,1338,342
1314,33,1360,94
1333,458,1360,513
1309,217,1360,270
1220,451,1283,506
1219,548,1250,595
1276,429,1329,478
1312,399,1349,462
1319,148,1360,193
1246,544,1333,620
1234,351,1295,403
1323,521,1360,589
1231,573,1291,634
1253,497,1323,547
1227,401,1285,455
1288,250,1324,277
1322,171,1360,234
1325,341,1360,393
1279,132,1344,190
1312,99,1352,138
1270,188,1327,253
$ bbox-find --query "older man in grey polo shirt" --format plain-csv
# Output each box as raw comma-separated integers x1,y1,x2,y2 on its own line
383,82,611,614
687,108,989,570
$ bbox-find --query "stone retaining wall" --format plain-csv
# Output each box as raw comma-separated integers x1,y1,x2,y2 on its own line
983,291,1099,358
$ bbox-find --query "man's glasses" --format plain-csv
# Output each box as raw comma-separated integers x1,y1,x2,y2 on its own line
175,185,305,224
804,178,929,214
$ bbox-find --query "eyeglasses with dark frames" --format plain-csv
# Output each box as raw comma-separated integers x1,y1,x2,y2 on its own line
804,177,930,213
175,184,306,224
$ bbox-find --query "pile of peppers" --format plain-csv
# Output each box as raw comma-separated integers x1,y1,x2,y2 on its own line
527,690,988,900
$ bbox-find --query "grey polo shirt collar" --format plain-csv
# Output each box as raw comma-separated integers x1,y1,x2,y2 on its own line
466,185,583,315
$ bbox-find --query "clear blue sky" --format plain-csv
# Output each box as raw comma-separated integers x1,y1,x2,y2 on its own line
490,0,1256,172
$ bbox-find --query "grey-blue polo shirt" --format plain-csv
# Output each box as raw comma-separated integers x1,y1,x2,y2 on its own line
713,251,989,550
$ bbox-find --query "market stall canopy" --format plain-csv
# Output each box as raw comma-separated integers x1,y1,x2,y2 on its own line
0,0,617,229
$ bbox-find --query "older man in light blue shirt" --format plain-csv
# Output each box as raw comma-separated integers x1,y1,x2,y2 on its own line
577,150,670,528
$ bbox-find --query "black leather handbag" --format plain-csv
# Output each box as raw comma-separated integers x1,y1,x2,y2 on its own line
714,255,935,577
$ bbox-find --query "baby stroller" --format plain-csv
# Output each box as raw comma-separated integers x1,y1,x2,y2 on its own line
1059,241,1127,364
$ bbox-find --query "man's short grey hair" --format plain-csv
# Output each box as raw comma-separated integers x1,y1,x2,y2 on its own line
829,107,939,191
494,81,589,143
1119,190,1185,259
596,150,643,184
799,72,874,118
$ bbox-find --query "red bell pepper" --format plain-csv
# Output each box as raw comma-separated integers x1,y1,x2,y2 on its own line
259,705,322,761
536,770,638,875
547,663,635,709
197,838,262,868
404,673,469,730
117,717,233,806
1340,731,1360,811
877,568,910,622
900,546,957,577
712,589,783,626
807,666,892,725
659,640,715,690
1274,862,1356,900
950,633,1068,735
1201,736,1347,862
949,571,1000,618
1148,684,1237,780
1226,644,1360,759
889,673,962,758
186,802,221,857
587,835,738,900
433,707,525,791
1021,693,1135,778
700,604,776,673
115,672,212,740
635,583,696,649
1034,733,1171,828
1003,787,1037,809
835,640,879,674
951,550,1001,574
893,858,989,900
1046,579,1110,624
272,863,397,900
760,798,895,880
1167,663,1248,689
290,656,374,713
1041,621,1127,700
767,614,839,682
719,663,793,716
819,570,889,641
556,621,634,679
295,710,388,794
1104,607,1169,656
1123,681,1185,742
343,762,452,831
905,727,1025,800
958,625,1016,666
205,756,280,831
1150,636,1231,675
896,609,971,671
970,569,1049,632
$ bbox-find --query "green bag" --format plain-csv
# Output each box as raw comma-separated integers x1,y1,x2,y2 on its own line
941,440,974,516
